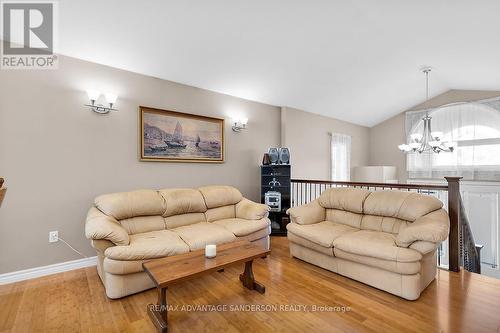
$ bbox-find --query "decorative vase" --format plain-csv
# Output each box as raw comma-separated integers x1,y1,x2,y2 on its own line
279,148,290,164
262,153,271,165
268,148,279,164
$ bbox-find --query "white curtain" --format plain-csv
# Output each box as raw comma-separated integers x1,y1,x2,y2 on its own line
406,98,500,180
331,133,351,181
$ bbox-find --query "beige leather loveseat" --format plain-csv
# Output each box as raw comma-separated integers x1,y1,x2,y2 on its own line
286,188,449,300
85,185,270,298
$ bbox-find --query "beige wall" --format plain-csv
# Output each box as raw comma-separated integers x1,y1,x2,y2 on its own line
369,90,500,183
281,107,370,180
0,56,281,273
369,113,407,183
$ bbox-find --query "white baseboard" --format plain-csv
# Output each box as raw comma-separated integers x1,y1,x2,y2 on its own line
0,256,97,285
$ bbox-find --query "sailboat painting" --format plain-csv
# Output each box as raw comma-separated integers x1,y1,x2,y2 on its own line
140,106,224,163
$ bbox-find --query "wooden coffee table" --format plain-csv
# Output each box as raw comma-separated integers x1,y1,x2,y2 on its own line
143,240,270,333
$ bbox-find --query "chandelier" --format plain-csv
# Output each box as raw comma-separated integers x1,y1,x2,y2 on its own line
398,68,455,154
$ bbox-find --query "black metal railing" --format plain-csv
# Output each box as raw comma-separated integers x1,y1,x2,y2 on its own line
459,193,482,273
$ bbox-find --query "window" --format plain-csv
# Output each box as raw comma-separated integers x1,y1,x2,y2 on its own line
331,133,351,181
406,98,500,180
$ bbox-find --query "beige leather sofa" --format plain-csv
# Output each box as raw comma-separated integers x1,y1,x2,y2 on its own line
85,185,270,298
286,188,449,300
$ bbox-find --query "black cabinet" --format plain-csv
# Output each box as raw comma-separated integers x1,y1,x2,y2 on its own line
261,165,291,236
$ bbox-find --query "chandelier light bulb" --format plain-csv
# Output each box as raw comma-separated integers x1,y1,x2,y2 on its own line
443,142,456,150
431,131,443,140
398,144,408,151
429,141,441,147
410,133,423,142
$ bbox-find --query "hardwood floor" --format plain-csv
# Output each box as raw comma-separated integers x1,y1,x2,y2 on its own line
1,237,500,333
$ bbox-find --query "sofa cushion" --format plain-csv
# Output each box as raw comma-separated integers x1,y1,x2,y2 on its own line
172,222,237,250
159,188,207,217
286,221,358,248
235,199,270,220
333,248,421,275
326,209,363,228
213,217,270,236
198,185,243,208
363,191,443,222
333,230,422,263
164,212,206,229
360,215,410,234
287,232,335,256
205,205,236,222
119,215,165,235
95,190,166,220
104,230,189,261
318,187,371,214
236,225,271,242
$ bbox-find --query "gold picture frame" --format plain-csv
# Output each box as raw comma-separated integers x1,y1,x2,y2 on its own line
139,106,224,163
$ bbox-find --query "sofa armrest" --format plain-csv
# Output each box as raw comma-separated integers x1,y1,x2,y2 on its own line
409,241,439,255
396,208,449,248
91,239,115,254
286,200,325,225
85,207,130,246
236,198,270,220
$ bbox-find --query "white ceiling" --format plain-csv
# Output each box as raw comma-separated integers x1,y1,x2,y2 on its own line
58,0,500,127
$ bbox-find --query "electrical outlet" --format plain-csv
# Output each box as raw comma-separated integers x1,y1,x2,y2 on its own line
49,231,59,243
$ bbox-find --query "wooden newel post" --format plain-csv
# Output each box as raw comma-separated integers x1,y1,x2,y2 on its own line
445,176,462,272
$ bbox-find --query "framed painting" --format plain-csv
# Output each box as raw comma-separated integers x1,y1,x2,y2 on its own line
139,106,224,163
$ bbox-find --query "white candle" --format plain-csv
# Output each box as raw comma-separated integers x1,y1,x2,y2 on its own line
205,244,216,258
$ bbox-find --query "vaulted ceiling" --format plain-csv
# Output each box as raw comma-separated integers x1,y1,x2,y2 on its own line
59,0,500,127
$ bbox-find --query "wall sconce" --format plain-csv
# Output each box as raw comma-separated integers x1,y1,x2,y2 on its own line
232,118,248,132
85,90,118,114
